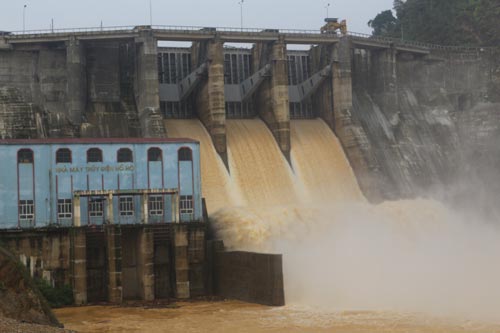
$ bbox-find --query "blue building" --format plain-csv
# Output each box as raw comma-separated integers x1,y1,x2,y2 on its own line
0,138,202,229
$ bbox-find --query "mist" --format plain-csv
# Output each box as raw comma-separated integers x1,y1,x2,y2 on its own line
212,199,500,323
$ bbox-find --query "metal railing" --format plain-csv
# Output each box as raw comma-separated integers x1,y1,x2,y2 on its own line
3,24,492,52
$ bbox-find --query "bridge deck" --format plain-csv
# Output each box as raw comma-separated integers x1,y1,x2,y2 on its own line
1,25,484,53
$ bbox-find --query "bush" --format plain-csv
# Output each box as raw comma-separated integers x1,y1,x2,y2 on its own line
34,278,74,308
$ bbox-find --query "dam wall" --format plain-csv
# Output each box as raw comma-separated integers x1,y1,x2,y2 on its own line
349,46,500,202
3,26,496,203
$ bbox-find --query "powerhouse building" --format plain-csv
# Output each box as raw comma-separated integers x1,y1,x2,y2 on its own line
0,138,202,229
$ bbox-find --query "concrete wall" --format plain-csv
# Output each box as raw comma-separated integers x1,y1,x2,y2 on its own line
192,40,227,163
253,41,291,160
0,223,206,305
349,45,499,203
214,250,285,306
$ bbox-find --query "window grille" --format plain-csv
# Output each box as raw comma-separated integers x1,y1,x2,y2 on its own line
56,148,72,163
148,195,163,216
87,148,103,163
178,148,192,161
18,149,33,163
57,199,72,218
148,148,162,162
19,200,34,220
119,196,134,216
117,148,133,163
180,195,194,215
88,198,104,217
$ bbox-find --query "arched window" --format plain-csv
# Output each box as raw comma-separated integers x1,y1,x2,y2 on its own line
178,147,192,161
56,148,72,164
148,148,162,162
87,148,103,163
18,149,33,163
117,148,133,163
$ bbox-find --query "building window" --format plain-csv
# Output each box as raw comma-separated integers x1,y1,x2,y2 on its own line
148,195,163,216
57,199,72,218
19,200,34,220
18,149,34,163
119,196,134,216
56,148,72,164
88,198,104,217
87,148,103,163
180,195,194,215
178,148,192,161
117,148,133,163
148,148,162,162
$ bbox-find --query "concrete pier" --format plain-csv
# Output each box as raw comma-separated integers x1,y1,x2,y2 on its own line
193,39,227,164
371,47,399,119
135,29,165,138
137,227,155,301
106,225,123,303
70,229,87,305
253,40,291,160
174,225,190,299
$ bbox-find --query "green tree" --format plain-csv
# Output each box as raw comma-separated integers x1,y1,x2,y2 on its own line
368,10,400,37
368,0,499,46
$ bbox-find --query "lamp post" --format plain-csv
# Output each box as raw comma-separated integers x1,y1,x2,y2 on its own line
238,0,244,30
324,3,330,18
149,0,153,26
23,4,27,33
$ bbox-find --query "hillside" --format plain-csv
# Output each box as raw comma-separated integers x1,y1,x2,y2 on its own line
368,0,500,46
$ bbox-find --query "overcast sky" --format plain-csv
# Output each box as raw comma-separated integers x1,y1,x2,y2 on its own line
1,0,393,34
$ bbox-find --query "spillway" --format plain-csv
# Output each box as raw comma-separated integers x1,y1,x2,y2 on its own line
164,119,242,213
290,119,364,203
165,118,362,212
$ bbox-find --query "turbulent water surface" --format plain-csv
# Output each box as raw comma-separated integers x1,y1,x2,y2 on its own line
55,301,500,333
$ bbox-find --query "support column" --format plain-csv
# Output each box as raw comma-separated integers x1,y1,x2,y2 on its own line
135,28,165,138
193,39,227,165
174,225,190,299
106,193,114,224
253,40,291,161
142,193,148,223
326,37,380,199
66,37,86,126
73,195,81,227
172,194,180,223
137,226,154,301
70,228,87,305
371,47,399,119
106,225,122,303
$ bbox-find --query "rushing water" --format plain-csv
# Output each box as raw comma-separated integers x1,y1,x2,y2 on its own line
57,117,500,332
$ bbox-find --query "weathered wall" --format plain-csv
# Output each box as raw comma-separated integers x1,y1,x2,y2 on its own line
214,250,285,306
0,39,143,139
0,224,206,305
253,40,291,160
0,47,68,138
348,46,500,205
192,40,227,163
311,38,379,199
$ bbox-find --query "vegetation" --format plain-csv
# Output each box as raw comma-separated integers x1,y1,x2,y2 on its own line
34,278,74,308
368,0,500,46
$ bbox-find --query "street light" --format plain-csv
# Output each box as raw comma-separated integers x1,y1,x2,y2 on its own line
23,4,27,33
324,3,331,18
149,0,153,26
238,0,244,30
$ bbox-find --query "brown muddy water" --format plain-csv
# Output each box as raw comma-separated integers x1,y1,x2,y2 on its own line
55,301,500,333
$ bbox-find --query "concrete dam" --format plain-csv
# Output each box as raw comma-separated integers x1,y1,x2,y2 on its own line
0,25,499,309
